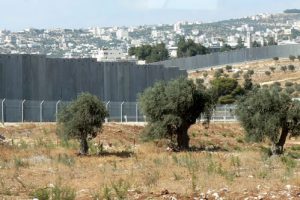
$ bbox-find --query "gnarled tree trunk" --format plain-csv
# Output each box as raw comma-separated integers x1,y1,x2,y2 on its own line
272,126,289,155
176,123,190,150
79,136,89,155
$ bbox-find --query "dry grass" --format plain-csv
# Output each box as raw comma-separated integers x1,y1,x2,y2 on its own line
0,123,299,199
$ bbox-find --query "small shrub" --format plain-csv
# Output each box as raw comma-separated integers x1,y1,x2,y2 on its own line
288,64,295,71
51,184,76,200
203,71,208,78
32,188,50,200
281,66,287,72
289,55,296,61
285,82,294,87
269,67,276,72
226,65,233,72
285,87,295,94
111,179,130,200
173,172,183,181
273,57,279,61
265,71,271,76
294,84,300,92
14,157,29,169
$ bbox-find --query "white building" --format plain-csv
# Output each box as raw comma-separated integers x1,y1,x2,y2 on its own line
116,29,129,40
92,49,126,61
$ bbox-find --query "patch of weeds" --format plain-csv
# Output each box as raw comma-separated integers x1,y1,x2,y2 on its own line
173,172,183,181
236,137,245,144
18,139,30,149
111,179,130,200
291,145,300,151
281,155,297,176
144,170,160,187
14,157,29,169
32,188,50,200
257,168,269,179
153,158,163,166
191,132,197,138
101,185,113,200
52,184,76,200
31,184,76,200
57,154,75,167
34,137,56,149
287,151,300,159
260,146,272,161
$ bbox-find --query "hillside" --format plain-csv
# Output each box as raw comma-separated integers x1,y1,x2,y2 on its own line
189,57,300,97
0,123,299,199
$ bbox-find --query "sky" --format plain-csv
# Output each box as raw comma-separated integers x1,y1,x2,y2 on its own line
1,0,300,30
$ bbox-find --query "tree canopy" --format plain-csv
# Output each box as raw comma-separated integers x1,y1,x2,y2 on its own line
177,37,209,58
128,43,169,63
57,93,108,155
139,77,213,150
236,88,300,155
210,77,244,104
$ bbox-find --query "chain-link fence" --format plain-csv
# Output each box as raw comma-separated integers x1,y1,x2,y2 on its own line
0,99,238,123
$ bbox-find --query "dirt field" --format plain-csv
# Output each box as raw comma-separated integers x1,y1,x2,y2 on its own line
0,123,299,199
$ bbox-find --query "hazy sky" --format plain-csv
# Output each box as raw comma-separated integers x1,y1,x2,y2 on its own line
1,0,300,30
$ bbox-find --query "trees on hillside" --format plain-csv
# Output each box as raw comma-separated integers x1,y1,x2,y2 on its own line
210,77,244,104
236,88,300,155
177,37,209,58
57,93,108,155
139,77,213,150
128,43,169,63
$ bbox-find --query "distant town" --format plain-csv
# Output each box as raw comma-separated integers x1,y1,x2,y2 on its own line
1,11,300,63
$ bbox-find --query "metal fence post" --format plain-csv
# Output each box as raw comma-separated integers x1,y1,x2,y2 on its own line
40,100,44,122
1,99,5,124
121,102,124,123
224,105,227,122
105,101,110,123
21,100,26,123
136,103,138,122
55,100,61,122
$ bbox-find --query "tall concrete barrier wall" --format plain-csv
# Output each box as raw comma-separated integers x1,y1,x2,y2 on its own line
0,54,187,102
155,44,300,71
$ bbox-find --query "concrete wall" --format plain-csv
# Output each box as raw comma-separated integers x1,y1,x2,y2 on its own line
155,44,300,70
0,54,187,102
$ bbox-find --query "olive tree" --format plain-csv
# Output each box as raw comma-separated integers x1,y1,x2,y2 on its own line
236,88,300,155
57,93,108,155
139,77,213,150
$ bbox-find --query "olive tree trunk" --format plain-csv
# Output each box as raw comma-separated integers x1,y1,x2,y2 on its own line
79,137,89,155
176,124,190,150
272,126,289,155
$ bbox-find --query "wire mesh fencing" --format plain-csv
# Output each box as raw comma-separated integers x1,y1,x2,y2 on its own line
0,99,238,123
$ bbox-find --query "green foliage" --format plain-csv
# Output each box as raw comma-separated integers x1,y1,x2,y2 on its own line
288,64,295,71
210,77,244,104
128,43,169,63
32,185,76,200
139,77,213,149
273,57,279,61
269,67,276,72
285,82,294,87
225,65,233,72
220,44,233,52
252,41,261,48
281,66,287,72
236,88,300,154
177,37,209,58
57,93,108,154
285,87,295,94
265,71,271,76
294,83,300,92
289,55,296,61
203,71,208,78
